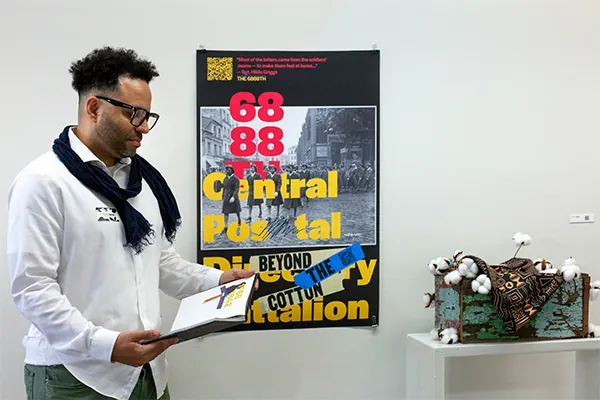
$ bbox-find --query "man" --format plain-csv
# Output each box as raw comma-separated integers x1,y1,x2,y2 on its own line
6,46,255,400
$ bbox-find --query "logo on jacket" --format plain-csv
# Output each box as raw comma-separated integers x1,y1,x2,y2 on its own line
96,207,120,222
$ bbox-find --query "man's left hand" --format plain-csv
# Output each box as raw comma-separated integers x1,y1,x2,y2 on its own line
219,269,259,290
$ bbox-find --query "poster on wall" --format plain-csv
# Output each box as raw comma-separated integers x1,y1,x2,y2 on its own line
196,49,380,331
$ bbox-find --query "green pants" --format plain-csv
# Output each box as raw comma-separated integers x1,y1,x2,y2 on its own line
24,363,170,400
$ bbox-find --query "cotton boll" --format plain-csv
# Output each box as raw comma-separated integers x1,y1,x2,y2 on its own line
441,335,453,344
472,273,488,290
434,257,451,274
468,264,478,278
466,268,478,279
588,323,600,338
444,270,462,285
430,328,440,340
471,274,491,294
559,257,581,282
562,269,575,282
427,261,437,275
458,262,468,276
478,283,490,294
512,232,532,246
457,262,477,278
571,265,581,277
446,270,462,285
483,277,492,291
462,258,475,268
428,257,450,275
512,232,524,245
590,280,600,301
458,260,478,278
440,327,459,344
537,263,560,274
427,258,437,273
560,262,581,282
536,258,559,274
534,259,553,273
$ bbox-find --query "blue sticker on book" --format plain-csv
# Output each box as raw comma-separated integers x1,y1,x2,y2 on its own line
293,243,365,289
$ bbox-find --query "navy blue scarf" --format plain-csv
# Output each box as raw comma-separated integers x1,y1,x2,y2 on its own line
52,126,181,254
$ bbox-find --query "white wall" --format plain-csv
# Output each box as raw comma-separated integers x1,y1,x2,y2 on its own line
2,1,600,399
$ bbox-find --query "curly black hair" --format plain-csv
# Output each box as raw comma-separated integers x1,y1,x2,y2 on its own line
68,46,159,97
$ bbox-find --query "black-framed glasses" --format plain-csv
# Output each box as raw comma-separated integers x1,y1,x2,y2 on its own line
96,96,159,130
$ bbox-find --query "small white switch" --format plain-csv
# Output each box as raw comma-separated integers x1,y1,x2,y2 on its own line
569,213,594,224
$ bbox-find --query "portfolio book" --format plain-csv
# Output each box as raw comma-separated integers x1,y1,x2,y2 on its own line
141,275,257,345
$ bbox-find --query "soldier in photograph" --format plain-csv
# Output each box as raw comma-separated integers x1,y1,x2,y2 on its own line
265,164,283,221
221,165,242,233
244,164,263,222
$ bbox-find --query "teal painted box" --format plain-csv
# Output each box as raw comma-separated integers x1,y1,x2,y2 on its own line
434,274,590,343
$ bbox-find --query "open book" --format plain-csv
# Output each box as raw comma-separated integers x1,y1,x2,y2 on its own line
141,275,257,345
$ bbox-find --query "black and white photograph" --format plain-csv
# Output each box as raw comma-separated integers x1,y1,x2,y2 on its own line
199,105,377,251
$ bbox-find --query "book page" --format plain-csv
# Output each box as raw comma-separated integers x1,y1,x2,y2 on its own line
171,275,255,332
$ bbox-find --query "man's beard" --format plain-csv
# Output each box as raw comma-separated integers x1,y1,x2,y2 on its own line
97,116,136,158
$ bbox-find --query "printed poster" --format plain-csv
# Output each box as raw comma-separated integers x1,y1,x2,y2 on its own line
196,49,380,331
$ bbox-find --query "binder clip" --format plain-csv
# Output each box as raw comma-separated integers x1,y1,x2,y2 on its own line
371,42,379,55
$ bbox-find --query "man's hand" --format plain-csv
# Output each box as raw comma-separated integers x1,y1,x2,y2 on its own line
219,269,259,290
111,330,178,367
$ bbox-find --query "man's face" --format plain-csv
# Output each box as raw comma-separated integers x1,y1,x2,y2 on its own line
94,77,152,159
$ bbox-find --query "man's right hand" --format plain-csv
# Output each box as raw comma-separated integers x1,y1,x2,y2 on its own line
110,330,178,367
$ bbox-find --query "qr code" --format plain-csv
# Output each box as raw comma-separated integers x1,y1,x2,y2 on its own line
338,247,357,266
207,57,233,81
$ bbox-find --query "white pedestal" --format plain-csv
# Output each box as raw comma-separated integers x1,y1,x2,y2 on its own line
406,333,600,400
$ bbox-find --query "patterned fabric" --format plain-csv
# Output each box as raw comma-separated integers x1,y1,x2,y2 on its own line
464,255,564,333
